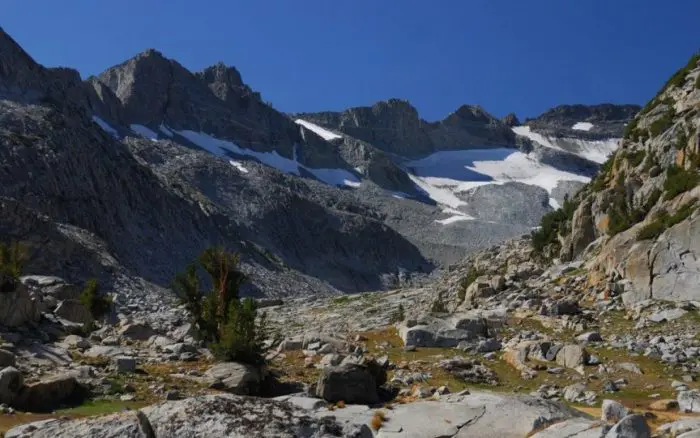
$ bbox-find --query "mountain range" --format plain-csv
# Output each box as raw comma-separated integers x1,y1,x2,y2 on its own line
0,27,640,299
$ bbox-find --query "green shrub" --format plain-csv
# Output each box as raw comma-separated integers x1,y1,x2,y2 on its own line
637,200,698,240
457,266,482,303
172,247,267,364
531,196,578,254
623,118,639,139
663,165,700,200
677,128,688,150
430,292,448,313
627,150,646,167
79,279,112,319
667,200,698,227
390,303,405,323
643,153,658,173
649,107,676,138
665,54,700,89
637,218,667,240
696,73,700,89
0,241,28,279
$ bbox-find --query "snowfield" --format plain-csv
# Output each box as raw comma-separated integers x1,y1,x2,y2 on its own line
130,124,159,141
405,147,591,214
295,119,343,141
174,130,360,188
572,122,594,131
512,125,618,164
92,116,120,139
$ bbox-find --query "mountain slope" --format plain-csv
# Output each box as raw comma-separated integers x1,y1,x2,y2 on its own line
543,54,700,303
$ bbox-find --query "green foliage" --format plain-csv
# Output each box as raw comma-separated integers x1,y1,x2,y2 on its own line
172,247,266,364
649,106,676,138
643,152,659,173
663,165,700,200
696,72,700,89
677,128,689,150
626,150,646,167
665,53,700,90
79,279,112,319
430,292,448,313
390,303,405,324
605,172,649,236
637,200,698,240
623,118,639,140
0,241,28,279
531,196,577,254
211,298,268,365
457,266,482,303
637,219,667,241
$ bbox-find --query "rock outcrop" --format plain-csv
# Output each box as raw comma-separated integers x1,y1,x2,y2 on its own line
553,54,700,303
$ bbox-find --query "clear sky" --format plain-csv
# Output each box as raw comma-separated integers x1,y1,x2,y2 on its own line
3,0,699,121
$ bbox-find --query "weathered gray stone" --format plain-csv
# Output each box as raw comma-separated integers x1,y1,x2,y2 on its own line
604,414,651,438
602,399,630,423
6,394,365,438
119,322,156,341
0,278,39,327
203,362,261,396
5,412,149,438
0,367,23,405
530,418,603,438
556,344,589,369
54,299,93,325
679,390,700,413
113,356,136,373
13,374,86,412
648,308,688,323
316,363,378,404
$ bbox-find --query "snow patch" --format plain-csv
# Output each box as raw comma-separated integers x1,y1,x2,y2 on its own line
435,215,474,225
229,160,249,173
572,122,594,131
294,119,343,141
549,198,561,209
404,147,591,211
159,124,174,137
175,130,360,188
92,116,119,139
130,124,159,141
512,125,618,164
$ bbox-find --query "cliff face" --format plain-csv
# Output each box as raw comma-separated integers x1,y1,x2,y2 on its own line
552,55,700,304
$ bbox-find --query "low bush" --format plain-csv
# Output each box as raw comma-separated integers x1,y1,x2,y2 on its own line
79,279,112,319
664,165,700,200
627,150,646,167
173,247,267,365
637,200,698,240
0,241,28,279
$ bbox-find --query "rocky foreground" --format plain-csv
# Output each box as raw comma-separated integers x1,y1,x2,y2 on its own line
1,236,700,436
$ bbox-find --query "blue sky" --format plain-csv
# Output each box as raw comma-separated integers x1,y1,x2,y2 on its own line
3,0,699,121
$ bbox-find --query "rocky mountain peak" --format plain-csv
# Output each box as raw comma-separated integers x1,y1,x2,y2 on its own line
501,112,520,127
198,62,244,88
448,104,497,123
0,27,47,97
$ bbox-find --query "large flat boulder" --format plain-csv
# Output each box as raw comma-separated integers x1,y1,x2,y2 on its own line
399,311,497,348
54,299,93,325
13,374,87,412
6,394,368,438
0,366,23,405
5,411,149,438
0,277,40,327
316,363,379,404
203,362,261,396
